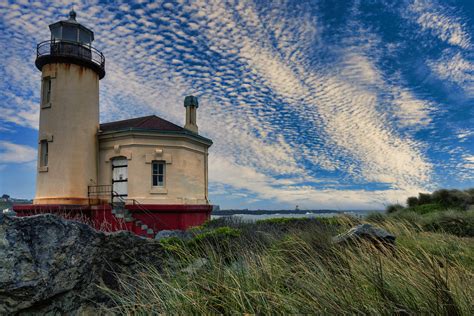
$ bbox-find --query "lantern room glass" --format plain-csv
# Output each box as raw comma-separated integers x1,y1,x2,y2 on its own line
49,24,93,46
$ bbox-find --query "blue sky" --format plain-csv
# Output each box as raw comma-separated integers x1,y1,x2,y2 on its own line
0,0,473,210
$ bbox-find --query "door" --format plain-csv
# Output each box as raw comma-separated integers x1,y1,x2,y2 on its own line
112,157,128,202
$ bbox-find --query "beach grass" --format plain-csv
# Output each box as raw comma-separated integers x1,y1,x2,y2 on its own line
102,214,474,314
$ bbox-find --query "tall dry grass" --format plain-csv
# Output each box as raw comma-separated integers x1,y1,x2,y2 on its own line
103,217,474,314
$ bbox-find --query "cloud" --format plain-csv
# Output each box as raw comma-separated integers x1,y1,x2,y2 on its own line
463,155,474,170
0,0,471,208
428,50,474,96
0,141,36,164
409,0,471,49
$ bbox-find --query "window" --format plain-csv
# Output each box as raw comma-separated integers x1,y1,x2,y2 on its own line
152,161,165,187
40,140,48,167
63,25,77,41
79,30,91,44
42,76,51,106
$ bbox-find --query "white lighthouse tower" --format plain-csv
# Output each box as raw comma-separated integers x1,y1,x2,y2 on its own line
33,10,105,205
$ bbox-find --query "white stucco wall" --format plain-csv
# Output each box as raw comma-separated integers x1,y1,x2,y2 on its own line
34,63,99,205
98,131,210,205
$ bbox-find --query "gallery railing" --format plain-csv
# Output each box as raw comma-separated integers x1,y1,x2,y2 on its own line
36,40,105,76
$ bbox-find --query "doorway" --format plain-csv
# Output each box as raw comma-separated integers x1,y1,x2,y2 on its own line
112,157,128,203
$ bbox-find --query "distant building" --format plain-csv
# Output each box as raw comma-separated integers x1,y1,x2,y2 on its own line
14,11,213,237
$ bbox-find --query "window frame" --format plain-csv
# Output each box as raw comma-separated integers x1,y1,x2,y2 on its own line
41,76,52,108
40,140,48,167
151,161,165,187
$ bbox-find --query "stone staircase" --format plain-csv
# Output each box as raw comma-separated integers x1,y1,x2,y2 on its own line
112,207,155,238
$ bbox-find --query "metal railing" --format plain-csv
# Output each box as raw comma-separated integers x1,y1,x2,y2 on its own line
37,39,105,71
87,185,165,231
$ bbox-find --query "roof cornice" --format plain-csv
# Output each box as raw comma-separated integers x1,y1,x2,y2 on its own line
98,128,213,147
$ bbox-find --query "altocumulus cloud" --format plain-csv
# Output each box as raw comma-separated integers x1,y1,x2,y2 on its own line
0,0,472,209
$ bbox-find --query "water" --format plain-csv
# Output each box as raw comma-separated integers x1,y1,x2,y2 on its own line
211,210,373,221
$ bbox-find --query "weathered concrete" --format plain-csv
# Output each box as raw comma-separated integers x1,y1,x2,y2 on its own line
98,132,210,205
34,63,100,205
0,214,164,314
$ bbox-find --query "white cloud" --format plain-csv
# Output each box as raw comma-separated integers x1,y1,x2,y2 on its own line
392,89,432,127
463,155,474,170
409,0,471,49
1,0,469,208
428,51,474,96
0,141,36,164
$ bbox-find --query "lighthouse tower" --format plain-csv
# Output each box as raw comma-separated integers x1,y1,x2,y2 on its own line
33,10,105,205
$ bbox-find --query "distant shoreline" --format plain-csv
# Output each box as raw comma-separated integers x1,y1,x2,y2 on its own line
212,209,379,216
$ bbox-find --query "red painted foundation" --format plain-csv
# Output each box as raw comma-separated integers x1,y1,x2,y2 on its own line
13,204,212,238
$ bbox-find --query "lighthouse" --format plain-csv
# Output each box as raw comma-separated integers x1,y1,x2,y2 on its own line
33,10,105,205
15,9,213,237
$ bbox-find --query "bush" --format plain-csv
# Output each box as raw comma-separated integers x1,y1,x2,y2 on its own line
406,196,419,207
431,189,471,210
409,203,443,214
256,217,310,225
386,204,404,214
422,210,474,237
159,237,185,252
192,226,241,241
417,193,432,204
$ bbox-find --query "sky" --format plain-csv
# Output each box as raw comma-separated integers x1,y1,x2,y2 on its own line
0,0,473,210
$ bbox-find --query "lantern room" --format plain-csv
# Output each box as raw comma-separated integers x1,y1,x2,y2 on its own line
35,10,105,79
49,10,94,45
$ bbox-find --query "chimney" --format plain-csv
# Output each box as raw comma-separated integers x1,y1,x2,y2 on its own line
184,95,199,133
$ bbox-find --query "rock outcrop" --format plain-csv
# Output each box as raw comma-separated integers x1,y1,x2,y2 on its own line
332,223,396,245
0,213,164,314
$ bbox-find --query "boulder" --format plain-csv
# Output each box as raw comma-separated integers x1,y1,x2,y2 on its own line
0,213,164,314
332,223,396,245
154,229,191,241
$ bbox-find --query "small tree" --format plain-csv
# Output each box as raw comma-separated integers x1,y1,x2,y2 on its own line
418,193,431,205
1,194,10,201
406,196,419,208
386,204,404,214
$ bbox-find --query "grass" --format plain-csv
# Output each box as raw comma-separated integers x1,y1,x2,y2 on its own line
102,215,474,314
367,209,474,237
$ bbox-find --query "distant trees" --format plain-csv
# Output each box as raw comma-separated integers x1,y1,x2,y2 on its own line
385,188,474,214
1,194,10,201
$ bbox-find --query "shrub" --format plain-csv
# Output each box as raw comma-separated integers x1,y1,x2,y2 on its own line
385,204,404,214
431,189,471,209
417,192,432,205
256,217,309,225
192,226,241,241
159,237,185,252
422,210,474,237
409,203,443,214
406,196,419,207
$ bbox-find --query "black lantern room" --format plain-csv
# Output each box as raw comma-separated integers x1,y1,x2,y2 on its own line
35,10,105,79
49,10,94,46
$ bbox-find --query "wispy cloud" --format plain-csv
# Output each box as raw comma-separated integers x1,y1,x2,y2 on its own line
0,141,36,164
0,0,472,208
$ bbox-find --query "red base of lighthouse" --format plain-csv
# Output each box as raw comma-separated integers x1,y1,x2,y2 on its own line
12,204,212,238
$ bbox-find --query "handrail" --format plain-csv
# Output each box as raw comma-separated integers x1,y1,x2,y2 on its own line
88,185,165,231
36,39,105,72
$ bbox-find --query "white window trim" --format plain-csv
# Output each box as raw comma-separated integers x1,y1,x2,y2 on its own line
151,161,165,188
